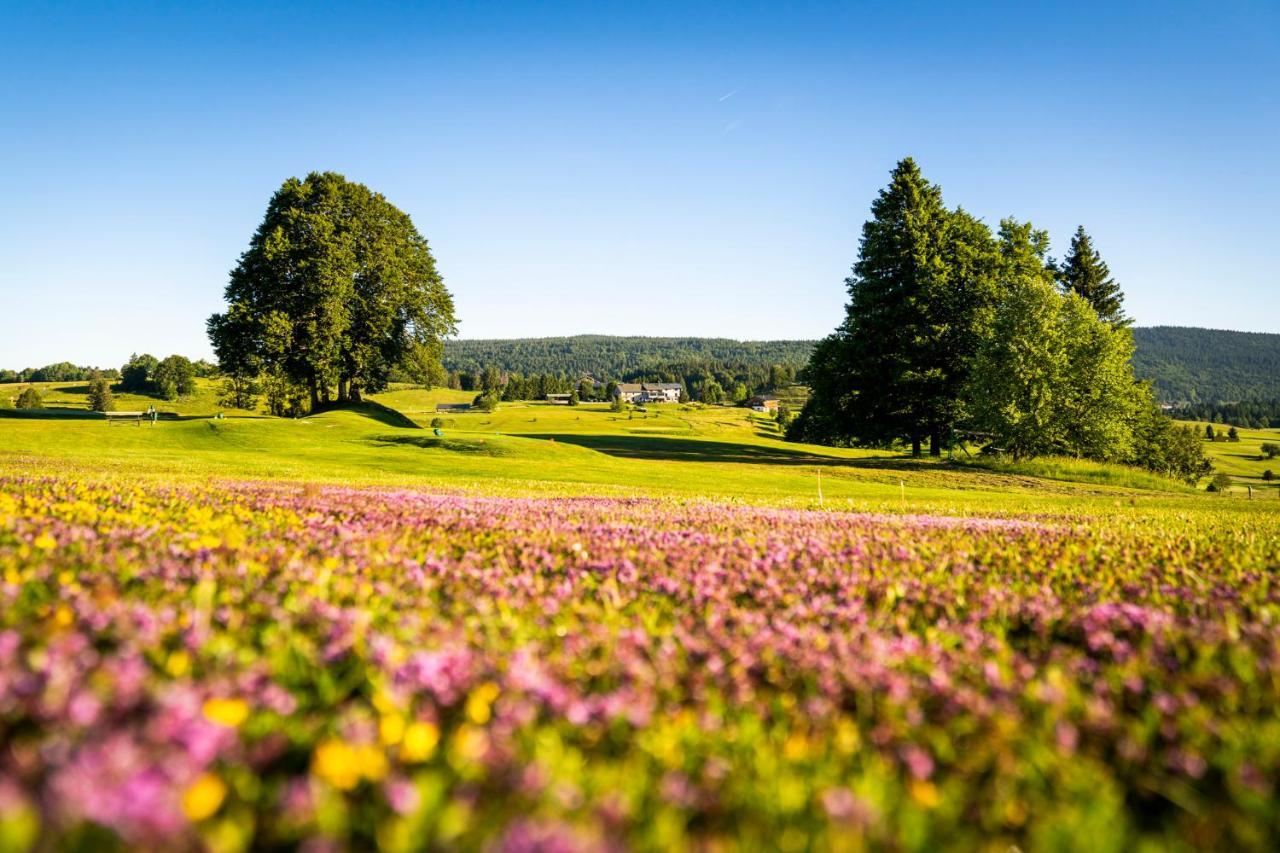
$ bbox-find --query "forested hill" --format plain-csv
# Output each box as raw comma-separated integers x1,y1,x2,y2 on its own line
1131,327,1280,403
442,329,1280,404
442,336,816,378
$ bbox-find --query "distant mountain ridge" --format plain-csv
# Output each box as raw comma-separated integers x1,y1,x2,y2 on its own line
442,336,816,379
443,328,1280,404
1130,326,1280,404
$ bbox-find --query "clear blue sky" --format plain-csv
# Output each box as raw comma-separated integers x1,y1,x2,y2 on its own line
1,1,1276,368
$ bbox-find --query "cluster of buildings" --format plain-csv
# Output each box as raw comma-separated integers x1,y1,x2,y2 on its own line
612,382,683,404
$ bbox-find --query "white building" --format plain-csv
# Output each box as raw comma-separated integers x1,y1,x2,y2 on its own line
614,382,682,403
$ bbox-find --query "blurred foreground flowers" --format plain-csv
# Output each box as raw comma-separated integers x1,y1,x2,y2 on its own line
1,474,1278,850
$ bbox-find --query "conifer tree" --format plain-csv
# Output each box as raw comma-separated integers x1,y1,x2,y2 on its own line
87,372,115,412
1057,226,1129,327
790,158,1000,455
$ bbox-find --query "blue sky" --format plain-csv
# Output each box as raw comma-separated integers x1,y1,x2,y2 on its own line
1,1,1276,368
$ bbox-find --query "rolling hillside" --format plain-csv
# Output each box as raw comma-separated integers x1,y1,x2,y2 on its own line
444,327,1280,403
1131,327,1280,403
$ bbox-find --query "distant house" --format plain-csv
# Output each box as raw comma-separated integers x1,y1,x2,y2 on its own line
545,393,573,405
746,395,780,413
613,382,682,404
435,403,472,413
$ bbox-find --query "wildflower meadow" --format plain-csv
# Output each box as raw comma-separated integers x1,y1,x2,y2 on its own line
1,472,1278,850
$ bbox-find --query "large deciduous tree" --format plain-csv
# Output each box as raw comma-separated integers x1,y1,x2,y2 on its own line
1056,226,1129,327
790,158,1000,455
967,220,1146,460
153,355,197,400
120,353,158,392
208,172,456,411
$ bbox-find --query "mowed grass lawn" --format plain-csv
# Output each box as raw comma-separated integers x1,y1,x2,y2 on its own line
1180,421,1280,494
3,380,1278,516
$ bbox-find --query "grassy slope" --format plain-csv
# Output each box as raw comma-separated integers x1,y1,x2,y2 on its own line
1179,421,1280,494
3,381,1278,517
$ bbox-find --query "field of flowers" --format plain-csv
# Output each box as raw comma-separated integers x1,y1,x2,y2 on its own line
1,473,1278,851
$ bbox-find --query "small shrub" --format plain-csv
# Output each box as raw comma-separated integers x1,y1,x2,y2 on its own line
16,386,43,409
1208,472,1233,493
1260,442,1279,459
1263,469,1275,482
1227,426,1240,442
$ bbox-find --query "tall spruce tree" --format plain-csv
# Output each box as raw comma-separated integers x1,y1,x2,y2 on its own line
1057,226,1129,327
790,158,999,455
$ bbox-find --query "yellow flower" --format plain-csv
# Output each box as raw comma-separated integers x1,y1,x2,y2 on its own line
203,697,250,728
313,739,359,790
910,779,940,809
355,744,388,782
182,773,227,822
33,533,57,551
465,682,500,725
53,606,74,628
166,650,191,678
379,713,405,746
399,721,439,763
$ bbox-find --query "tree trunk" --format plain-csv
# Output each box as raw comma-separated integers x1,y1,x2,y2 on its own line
308,375,320,412
338,377,349,403
911,436,922,457
350,381,362,403
930,431,942,457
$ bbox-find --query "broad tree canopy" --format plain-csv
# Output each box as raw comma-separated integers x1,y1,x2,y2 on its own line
208,172,456,409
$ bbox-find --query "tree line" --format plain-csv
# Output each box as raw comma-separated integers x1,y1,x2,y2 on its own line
441,336,813,378
789,158,1209,481
446,360,798,404
0,354,214,413
1175,399,1280,430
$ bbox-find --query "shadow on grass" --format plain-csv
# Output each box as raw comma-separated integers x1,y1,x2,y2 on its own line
369,434,511,456
0,408,267,422
0,407,103,420
524,433,915,468
314,401,420,430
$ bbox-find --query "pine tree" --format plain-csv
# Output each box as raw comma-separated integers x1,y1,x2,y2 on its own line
791,158,1000,455
87,372,116,412
1056,226,1129,327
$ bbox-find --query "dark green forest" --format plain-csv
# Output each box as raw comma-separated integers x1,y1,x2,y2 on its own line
441,336,814,378
439,329,1279,405
1130,327,1280,404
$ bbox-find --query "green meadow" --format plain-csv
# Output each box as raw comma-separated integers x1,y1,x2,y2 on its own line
3,379,1278,517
